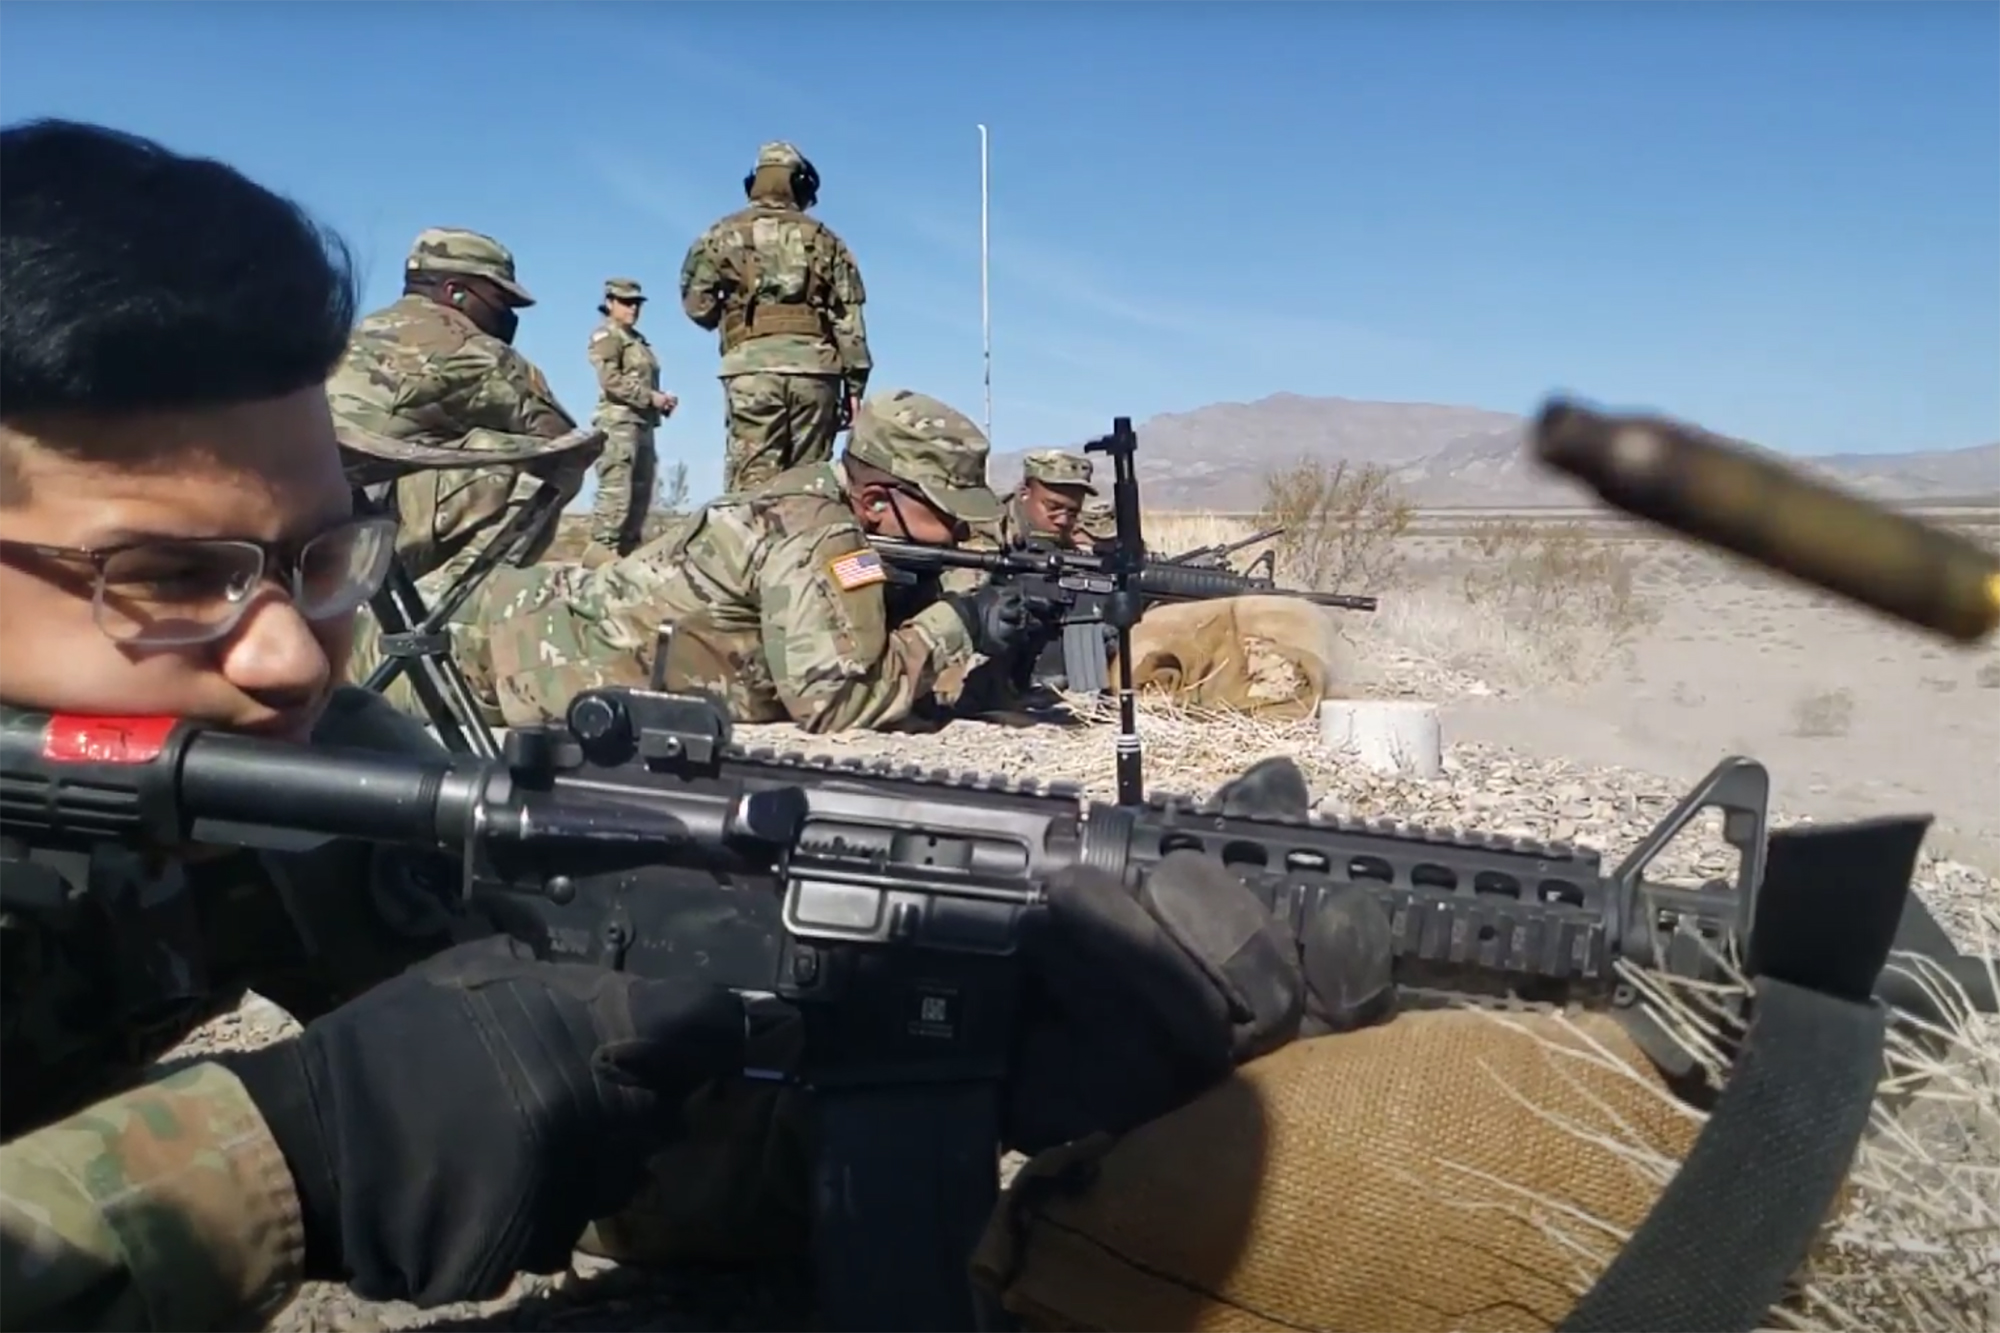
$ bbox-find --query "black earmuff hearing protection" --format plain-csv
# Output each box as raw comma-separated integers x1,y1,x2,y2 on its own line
742,156,822,209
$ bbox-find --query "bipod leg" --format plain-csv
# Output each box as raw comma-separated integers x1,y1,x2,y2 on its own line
361,482,564,698
364,561,499,759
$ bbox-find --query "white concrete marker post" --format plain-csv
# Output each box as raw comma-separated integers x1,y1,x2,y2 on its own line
1318,699,1444,779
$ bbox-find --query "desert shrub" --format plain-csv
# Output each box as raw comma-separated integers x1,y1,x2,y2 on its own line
1256,457,1414,594
655,458,691,515
1456,518,1657,640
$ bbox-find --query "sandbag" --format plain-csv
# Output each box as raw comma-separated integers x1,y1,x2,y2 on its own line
1114,595,1348,720
970,1008,1710,1333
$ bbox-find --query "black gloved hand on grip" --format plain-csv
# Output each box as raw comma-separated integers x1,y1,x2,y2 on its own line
225,936,746,1307
947,582,1039,658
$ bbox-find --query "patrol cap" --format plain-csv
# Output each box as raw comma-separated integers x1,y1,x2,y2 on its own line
603,277,645,302
406,228,535,306
756,141,806,170
845,389,1002,525
1078,497,1118,538
1021,449,1097,494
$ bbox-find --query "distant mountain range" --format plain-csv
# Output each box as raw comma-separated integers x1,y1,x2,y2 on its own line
988,394,2000,510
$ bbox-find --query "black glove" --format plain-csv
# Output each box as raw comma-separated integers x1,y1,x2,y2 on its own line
948,582,1043,659
1211,756,1398,1039
1007,756,1395,1154
224,936,746,1307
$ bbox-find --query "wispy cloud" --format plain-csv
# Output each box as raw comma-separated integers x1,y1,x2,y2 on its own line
577,143,717,238
899,210,1425,368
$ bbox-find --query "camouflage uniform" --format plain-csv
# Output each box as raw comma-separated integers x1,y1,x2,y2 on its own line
939,449,1101,598
680,142,871,493
332,228,597,713
0,691,477,1331
1078,496,1119,546
586,277,664,557
461,389,1000,733
1008,449,1097,550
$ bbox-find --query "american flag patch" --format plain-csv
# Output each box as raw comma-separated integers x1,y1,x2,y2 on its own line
827,549,887,591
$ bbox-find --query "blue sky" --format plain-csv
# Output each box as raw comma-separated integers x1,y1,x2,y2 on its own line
3,1,1996,507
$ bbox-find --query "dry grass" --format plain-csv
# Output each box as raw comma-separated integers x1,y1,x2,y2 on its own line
1457,920,2000,1333
1454,518,1658,641
1148,504,1660,694
1254,456,1415,594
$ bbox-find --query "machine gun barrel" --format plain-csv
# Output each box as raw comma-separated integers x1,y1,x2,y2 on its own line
870,538,1379,612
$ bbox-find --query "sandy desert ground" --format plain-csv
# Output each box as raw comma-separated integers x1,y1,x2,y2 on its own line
175,504,1997,1332
1364,520,2000,879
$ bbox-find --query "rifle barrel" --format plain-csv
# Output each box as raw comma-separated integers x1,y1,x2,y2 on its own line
867,538,1378,612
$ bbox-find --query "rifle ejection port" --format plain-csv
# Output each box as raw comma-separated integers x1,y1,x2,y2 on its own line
786,878,886,935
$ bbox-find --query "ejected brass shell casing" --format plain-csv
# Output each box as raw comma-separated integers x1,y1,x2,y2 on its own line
1532,399,2000,646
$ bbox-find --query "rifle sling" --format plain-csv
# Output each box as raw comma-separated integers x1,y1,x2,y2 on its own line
1559,817,1915,1332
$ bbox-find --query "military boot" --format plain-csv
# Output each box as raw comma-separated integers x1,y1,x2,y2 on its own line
579,541,619,570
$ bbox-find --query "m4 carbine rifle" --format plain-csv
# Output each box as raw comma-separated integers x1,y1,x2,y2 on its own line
4,685,1992,1331
869,533,1378,696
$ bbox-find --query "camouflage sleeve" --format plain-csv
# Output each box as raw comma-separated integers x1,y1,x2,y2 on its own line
587,329,655,412
441,339,578,446
759,525,975,732
827,237,872,396
679,231,726,332
0,1063,304,1333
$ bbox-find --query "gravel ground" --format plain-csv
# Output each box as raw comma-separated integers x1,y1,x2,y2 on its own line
162,650,1996,1331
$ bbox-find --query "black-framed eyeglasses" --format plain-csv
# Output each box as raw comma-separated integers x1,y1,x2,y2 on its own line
0,514,399,648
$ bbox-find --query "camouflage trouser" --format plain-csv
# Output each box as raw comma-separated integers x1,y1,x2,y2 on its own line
721,371,844,493
587,420,658,554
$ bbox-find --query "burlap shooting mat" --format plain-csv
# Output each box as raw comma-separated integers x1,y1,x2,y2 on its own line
1114,595,1349,720
971,1009,1717,1333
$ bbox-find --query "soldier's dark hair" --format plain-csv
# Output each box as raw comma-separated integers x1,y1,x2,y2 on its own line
0,118,358,422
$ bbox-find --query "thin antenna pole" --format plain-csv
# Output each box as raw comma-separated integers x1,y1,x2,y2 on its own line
978,123,991,445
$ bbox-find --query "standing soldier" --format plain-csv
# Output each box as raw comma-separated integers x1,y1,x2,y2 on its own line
680,141,872,493
583,278,678,567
